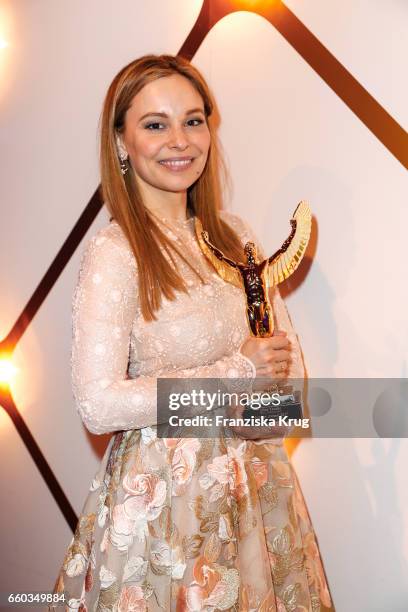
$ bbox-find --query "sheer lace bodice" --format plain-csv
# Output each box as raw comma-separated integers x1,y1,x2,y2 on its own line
71,210,305,435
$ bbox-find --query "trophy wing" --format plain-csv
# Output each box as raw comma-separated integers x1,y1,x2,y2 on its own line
265,200,312,288
194,217,243,289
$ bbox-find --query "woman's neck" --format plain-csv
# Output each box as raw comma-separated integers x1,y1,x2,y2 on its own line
137,181,190,222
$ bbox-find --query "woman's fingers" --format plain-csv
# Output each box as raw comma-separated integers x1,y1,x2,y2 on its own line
240,332,293,381
257,357,291,377
271,369,288,380
265,335,290,350
267,348,291,363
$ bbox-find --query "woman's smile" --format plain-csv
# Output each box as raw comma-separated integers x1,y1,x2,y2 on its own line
158,156,195,172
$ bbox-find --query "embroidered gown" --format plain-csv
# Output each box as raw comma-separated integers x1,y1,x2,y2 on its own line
48,210,334,612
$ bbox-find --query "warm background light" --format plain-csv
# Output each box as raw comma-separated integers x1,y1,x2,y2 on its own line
0,357,18,385
0,3,13,101
232,0,279,9
0,3,12,50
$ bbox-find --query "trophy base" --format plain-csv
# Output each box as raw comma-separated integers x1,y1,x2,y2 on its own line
242,386,303,421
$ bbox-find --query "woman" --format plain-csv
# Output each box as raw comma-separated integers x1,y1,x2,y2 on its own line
49,54,334,611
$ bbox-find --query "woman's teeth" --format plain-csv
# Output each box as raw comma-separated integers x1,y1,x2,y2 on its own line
159,159,193,168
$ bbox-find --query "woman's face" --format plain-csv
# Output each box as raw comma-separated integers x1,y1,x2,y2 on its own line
118,73,211,197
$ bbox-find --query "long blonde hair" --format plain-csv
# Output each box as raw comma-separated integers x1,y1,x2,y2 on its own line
100,54,245,321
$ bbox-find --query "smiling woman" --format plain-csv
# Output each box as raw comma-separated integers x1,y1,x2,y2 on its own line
116,76,210,198
47,54,334,612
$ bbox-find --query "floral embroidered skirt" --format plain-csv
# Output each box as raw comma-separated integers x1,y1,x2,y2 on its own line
47,428,335,611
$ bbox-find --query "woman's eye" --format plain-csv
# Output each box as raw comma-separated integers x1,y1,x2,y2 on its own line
187,118,204,126
144,118,204,131
145,122,164,130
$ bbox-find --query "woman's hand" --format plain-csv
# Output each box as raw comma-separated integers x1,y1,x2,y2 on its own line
240,330,291,392
227,329,294,440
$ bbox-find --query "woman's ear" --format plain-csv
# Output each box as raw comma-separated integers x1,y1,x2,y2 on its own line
115,133,128,161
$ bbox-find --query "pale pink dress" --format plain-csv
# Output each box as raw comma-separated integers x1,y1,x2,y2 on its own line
48,210,334,612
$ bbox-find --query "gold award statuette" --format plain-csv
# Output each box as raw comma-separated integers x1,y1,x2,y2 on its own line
195,200,312,422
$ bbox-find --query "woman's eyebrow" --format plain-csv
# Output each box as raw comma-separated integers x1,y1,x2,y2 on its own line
139,108,205,121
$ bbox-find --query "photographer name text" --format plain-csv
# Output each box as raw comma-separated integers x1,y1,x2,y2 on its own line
168,414,310,428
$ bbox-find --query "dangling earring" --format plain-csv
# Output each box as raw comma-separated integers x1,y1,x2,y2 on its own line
119,153,128,175
116,134,129,175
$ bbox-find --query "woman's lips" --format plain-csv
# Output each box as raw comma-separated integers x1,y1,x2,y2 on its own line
158,158,195,172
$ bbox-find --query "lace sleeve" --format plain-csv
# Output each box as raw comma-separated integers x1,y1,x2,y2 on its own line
220,210,305,379
71,225,255,435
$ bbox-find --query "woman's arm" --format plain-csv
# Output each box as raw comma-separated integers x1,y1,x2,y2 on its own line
71,226,255,435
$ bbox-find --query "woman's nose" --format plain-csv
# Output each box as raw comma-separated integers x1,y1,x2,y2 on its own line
167,124,189,149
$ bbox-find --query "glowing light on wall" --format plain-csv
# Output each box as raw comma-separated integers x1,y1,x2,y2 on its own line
0,5,13,100
231,0,279,8
0,4,12,51
0,356,17,387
